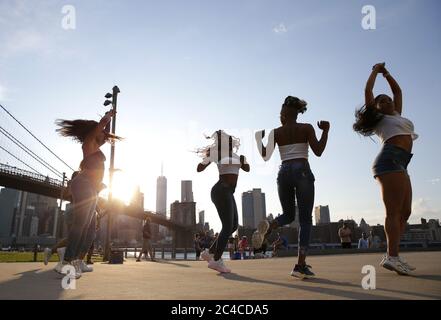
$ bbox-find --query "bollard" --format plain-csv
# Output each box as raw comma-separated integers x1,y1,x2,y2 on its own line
184,248,187,260
134,247,137,259
172,248,176,260
124,248,128,259
161,247,165,259
33,244,38,262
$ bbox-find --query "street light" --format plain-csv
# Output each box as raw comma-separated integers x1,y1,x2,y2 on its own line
103,85,120,262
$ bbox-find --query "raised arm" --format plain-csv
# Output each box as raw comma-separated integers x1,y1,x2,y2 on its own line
255,129,276,161
307,122,329,157
365,63,384,106
94,109,114,136
382,66,402,114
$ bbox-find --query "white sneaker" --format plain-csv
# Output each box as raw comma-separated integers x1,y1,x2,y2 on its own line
382,256,410,275
399,256,416,271
208,259,231,273
43,248,52,265
200,249,214,262
57,247,66,262
79,260,93,273
54,261,82,279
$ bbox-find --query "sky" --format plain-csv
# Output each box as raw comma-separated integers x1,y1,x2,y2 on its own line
0,0,440,233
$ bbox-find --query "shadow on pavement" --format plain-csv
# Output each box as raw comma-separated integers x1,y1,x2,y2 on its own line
0,268,65,300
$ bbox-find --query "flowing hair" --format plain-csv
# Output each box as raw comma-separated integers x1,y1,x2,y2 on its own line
55,118,122,144
353,96,385,137
195,130,240,163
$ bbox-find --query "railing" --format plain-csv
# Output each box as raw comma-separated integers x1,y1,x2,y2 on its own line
0,163,66,188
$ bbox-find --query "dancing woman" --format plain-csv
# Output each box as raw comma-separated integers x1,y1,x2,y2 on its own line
197,130,250,273
353,63,418,275
254,96,329,279
55,109,120,278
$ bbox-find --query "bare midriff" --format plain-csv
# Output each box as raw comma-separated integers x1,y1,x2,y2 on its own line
281,158,308,165
385,134,413,153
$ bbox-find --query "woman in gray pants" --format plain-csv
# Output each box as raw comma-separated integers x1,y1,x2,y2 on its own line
197,130,250,273
55,109,120,278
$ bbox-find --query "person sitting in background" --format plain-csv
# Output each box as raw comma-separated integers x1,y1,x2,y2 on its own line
272,233,288,257
338,222,352,249
358,232,369,249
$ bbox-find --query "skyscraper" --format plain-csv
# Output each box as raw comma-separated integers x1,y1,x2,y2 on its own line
156,165,167,216
0,188,21,237
156,165,167,237
314,205,331,225
181,180,193,202
198,210,205,225
242,188,266,229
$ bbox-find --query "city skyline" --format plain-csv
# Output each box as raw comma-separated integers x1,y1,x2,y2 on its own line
0,1,440,234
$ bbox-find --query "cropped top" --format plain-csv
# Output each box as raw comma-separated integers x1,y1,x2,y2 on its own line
201,153,242,176
374,112,418,144
278,143,309,161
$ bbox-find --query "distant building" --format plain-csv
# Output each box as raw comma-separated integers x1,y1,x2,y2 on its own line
198,210,205,225
0,188,21,237
242,189,266,229
156,166,167,237
181,180,193,202
170,201,196,226
314,205,330,225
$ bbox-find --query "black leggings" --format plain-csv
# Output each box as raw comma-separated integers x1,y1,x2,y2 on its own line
209,181,238,261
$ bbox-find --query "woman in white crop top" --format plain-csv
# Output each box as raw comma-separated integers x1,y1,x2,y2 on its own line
353,62,417,275
196,130,250,273
253,96,330,279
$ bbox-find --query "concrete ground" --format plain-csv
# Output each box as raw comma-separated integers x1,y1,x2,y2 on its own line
0,251,440,300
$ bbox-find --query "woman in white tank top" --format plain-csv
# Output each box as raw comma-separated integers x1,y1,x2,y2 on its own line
353,63,417,275
254,96,330,279
196,130,250,273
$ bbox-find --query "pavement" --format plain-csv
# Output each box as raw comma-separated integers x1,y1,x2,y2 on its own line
0,251,440,300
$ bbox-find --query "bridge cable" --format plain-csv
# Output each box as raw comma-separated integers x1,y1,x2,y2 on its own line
0,145,42,175
0,103,75,172
0,126,63,178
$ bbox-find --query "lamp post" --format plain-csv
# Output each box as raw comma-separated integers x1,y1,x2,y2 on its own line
103,85,120,262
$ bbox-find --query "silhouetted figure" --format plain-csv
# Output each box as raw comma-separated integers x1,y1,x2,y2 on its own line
54,109,121,279
197,130,250,273
353,63,417,275
254,96,330,279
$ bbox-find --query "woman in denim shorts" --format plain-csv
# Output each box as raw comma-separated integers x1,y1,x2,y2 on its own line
354,63,418,275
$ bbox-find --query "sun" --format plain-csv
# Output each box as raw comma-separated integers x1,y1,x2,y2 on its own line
106,171,136,205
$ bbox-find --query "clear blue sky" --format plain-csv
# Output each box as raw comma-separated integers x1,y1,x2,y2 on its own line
1,0,440,233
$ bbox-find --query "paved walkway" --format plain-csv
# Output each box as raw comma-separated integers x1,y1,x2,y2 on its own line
0,252,440,300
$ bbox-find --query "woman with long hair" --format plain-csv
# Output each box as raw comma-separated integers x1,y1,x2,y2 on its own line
254,96,329,279
54,109,121,278
353,63,418,275
196,130,250,273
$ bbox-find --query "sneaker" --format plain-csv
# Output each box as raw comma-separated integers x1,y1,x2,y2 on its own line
201,249,214,262
382,256,410,275
398,256,416,271
86,260,94,265
43,248,52,265
57,247,66,263
290,264,315,279
79,260,93,273
54,261,82,279
252,220,270,250
208,259,231,273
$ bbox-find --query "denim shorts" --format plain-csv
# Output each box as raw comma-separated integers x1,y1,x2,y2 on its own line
372,143,413,178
